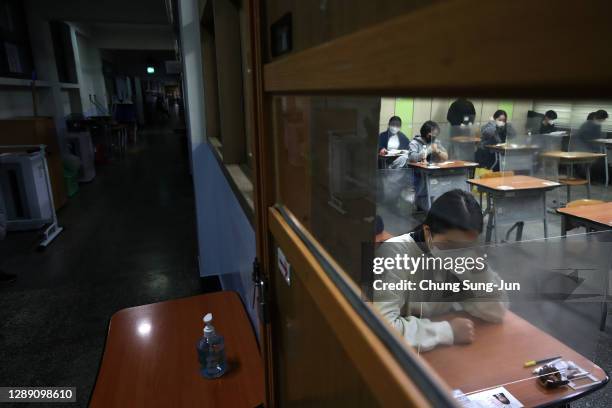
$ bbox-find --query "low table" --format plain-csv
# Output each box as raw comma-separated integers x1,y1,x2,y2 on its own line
90,292,265,408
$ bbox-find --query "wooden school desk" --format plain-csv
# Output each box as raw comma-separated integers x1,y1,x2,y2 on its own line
540,151,606,198
450,136,480,161
486,143,540,174
592,139,612,186
467,175,561,243
90,292,264,408
557,202,612,236
423,312,609,407
408,160,478,210
557,202,612,331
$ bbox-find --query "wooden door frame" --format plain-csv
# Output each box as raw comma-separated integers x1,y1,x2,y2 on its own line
247,0,612,406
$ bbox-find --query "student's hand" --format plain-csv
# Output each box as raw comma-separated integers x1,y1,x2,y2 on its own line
431,143,439,153
449,317,475,344
379,148,388,156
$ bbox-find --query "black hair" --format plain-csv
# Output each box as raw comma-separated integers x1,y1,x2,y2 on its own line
424,189,483,235
594,110,609,120
388,116,402,125
587,112,595,120
420,120,440,138
544,110,557,120
493,110,507,120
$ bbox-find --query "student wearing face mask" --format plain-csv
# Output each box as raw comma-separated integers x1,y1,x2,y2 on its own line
409,121,449,209
378,116,411,168
408,121,448,164
447,98,476,137
476,110,516,169
539,110,558,134
373,189,508,351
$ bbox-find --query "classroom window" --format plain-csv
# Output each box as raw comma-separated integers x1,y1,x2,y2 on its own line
200,0,255,173
272,94,612,406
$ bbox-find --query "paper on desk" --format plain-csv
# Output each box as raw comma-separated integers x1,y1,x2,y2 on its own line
463,162,479,166
497,185,515,190
386,149,407,156
456,386,523,408
542,181,560,186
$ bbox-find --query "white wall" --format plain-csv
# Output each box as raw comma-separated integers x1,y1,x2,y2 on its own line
73,29,108,116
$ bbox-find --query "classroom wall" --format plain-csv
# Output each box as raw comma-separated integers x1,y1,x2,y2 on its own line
0,87,54,119
178,0,259,329
73,29,108,116
379,97,534,136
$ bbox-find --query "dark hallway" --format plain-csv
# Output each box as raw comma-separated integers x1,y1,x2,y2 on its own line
0,124,216,406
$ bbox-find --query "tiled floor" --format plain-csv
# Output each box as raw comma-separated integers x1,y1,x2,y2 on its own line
0,123,219,407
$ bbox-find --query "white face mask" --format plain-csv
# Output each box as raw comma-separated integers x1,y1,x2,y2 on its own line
547,120,555,125
495,120,505,128
389,126,400,135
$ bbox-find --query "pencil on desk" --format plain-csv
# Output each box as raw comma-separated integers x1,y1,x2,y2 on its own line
524,356,562,367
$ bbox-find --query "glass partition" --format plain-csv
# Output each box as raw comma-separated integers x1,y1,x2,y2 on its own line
372,232,611,406
272,94,611,406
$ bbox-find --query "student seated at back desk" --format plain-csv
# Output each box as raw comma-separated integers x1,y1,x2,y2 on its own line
476,109,517,170
569,109,608,180
378,115,411,168
409,121,448,209
374,190,508,352
447,97,476,137
539,110,558,134
571,109,608,152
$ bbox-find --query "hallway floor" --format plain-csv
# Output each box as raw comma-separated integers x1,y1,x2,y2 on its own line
0,123,218,406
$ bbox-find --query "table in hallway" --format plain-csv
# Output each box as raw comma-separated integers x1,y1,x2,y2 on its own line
90,292,264,408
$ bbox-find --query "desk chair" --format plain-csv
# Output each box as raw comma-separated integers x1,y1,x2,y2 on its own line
559,177,590,203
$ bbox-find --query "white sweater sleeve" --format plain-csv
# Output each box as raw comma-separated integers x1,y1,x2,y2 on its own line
372,260,454,351
374,299,454,351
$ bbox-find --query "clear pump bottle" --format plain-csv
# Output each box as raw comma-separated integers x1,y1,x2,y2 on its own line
196,313,227,378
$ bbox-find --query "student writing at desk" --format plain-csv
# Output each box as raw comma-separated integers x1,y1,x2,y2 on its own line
409,121,448,209
378,115,411,168
539,110,558,134
571,109,608,152
373,190,508,351
476,109,517,170
408,121,448,164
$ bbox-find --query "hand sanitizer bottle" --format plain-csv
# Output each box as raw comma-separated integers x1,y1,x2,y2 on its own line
197,313,227,378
